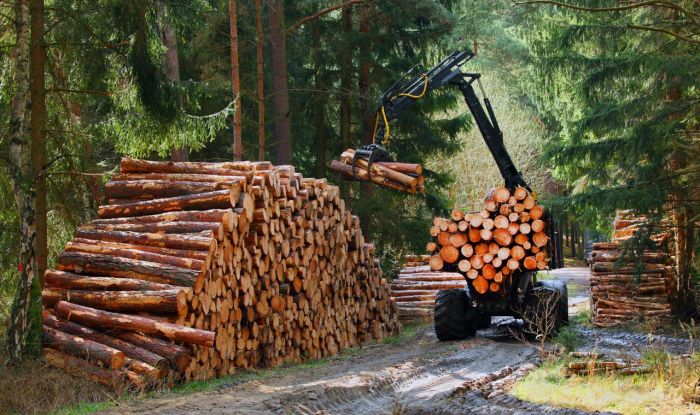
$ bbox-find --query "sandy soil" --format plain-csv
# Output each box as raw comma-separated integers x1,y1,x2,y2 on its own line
106,326,611,414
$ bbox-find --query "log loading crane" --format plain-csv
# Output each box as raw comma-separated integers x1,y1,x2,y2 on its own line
347,48,567,340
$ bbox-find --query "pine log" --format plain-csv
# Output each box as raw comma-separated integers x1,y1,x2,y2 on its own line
43,312,168,371
43,348,129,389
64,242,205,271
74,229,215,252
90,209,236,233
45,270,174,291
83,222,224,240
71,238,209,261
43,289,189,315
374,162,422,175
55,301,215,347
58,252,200,287
43,325,125,369
105,180,240,200
98,189,240,219
110,331,190,373
120,158,260,174
329,160,411,192
112,172,252,185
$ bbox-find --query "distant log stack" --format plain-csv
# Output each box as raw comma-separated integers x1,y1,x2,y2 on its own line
42,158,400,389
589,211,674,327
329,149,425,194
427,187,550,296
389,255,465,321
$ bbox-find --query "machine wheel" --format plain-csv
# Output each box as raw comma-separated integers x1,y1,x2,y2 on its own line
535,280,568,326
434,289,476,341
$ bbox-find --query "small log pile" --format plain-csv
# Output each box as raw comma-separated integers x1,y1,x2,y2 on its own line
590,211,674,327
42,158,399,389
427,187,550,296
389,255,465,321
564,352,650,377
329,149,425,193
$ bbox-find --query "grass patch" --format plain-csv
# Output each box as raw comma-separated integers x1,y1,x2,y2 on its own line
513,352,700,415
54,323,427,414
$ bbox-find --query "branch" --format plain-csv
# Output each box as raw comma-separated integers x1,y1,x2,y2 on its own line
287,0,364,33
511,0,700,28
627,24,700,45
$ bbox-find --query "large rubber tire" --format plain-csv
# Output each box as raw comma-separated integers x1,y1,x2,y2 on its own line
535,280,569,326
434,289,476,341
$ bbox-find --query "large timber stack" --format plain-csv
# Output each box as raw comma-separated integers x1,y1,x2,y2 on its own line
42,158,399,388
589,211,674,327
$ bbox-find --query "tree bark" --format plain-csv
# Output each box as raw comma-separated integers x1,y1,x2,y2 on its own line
255,0,265,160
158,2,188,161
45,270,176,291
339,6,353,198
110,330,190,372
229,0,242,160
5,0,41,364
57,251,201,287
43,325,125,369
313,15,327,178
74,229,214,252
55,301,216,347
269,0,292,164
43,288,189,315
357,6,373,235
97,189,240,219
30,0,46,287
43,311,168,370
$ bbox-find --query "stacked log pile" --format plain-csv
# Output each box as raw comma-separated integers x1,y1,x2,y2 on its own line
565,352,650,377
427,186,550,296
42,158,399,388
329,149,424,193
389,255,465,321
590,211,673,327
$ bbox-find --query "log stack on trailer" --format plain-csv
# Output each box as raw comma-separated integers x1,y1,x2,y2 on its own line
42,158,400,388
589,211,674,327
389,255,465,321
427,186,550,297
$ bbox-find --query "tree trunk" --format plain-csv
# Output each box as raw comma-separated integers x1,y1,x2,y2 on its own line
43,288,189,315
667,73,696,316
229,0,242,160
313,16,326,178
255,0,265,161
30,0,46,287
54,301,215,347
269,0,291,165
57,251,201,287
5,0,41,364
158,2,188,161
339,6,353,198
357,6,373,236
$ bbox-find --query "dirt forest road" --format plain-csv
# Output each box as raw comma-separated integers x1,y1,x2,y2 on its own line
110,326,603,415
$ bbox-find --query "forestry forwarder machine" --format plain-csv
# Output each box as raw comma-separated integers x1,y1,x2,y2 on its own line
347,48,567,341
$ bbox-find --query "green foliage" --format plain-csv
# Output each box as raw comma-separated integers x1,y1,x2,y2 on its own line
553,325,582,353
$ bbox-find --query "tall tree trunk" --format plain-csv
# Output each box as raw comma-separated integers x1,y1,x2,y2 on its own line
158,3,187,162
312,17,326,178
30,0,46,287
255,0,265,161
338,7,353,197
668,75,696,316
229,0,242,160
269,0,291,165
357,7,373,236
6,0,41,363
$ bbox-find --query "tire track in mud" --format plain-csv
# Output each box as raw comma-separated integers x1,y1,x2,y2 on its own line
109,327,612,415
